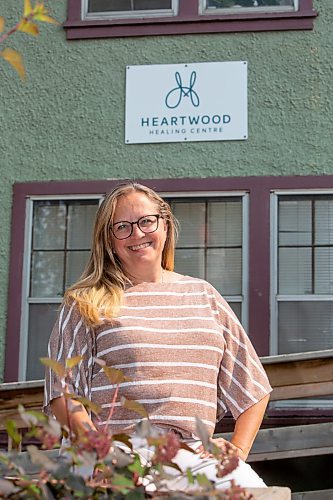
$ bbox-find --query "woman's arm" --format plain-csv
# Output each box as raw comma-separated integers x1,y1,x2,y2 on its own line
230,394,270,461
50,396,97,435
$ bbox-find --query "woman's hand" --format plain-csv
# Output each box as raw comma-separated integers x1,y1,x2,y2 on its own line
196,437,246,461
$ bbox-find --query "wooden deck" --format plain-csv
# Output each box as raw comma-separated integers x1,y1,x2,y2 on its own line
1,350,333,496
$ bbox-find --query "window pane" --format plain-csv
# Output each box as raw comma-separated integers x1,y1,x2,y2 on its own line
278,301,333,354
315,248,333,294
175,248,205,279
26,304,59,380
33,202,66,250
228,302,241,322
315,200,333,245
207,200,242,247
30,251,64,297
206,0,294,9
279,200,312,246
88,0,172,13
67,204,97,250
207,248,242,295
65,251,91,289
173,202,206,247
278,247,312,294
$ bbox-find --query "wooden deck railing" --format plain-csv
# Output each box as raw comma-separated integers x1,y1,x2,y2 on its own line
1,349,333,458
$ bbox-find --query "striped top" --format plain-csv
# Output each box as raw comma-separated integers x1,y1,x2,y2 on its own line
44,276,272,438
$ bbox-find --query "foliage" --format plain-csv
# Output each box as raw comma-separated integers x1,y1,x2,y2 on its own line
0,0,59,80
0,358,253,499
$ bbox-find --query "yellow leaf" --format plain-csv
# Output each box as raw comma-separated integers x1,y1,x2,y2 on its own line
40,357,66,378
23,0,33,17
0,48,25,80
121,397,148,418
64,393,102,415
17,19,39,36
66,356,83,369
102,366,130,385
32,2,60,24
0,16,5,33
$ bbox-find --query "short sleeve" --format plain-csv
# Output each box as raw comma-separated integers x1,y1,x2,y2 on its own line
43,300,96,416
213,290,272,421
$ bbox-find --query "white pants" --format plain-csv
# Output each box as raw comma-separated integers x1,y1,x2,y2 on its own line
61,436,266,491
130,436,267,492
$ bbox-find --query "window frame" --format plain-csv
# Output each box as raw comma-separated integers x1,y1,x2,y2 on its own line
65,0,317,40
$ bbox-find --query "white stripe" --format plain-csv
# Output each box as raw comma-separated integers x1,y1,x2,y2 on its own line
122,304,218,312
221,325,267,377
112,361,218,373
97,343,224,358
125,291,215,298
225,349,269,393
97,325,224,341
91,379,217,392
99,415,214,427
217,397,228,413
117,315,216,322
57,302,76,362
68,318,84,358
101,397,217,410
219,366,258,403
220,386,243,414
216,300,242,327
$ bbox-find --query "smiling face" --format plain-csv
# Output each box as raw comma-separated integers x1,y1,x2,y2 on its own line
111,191,168,280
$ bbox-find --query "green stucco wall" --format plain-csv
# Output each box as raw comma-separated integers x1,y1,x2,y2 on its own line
0,0,332,380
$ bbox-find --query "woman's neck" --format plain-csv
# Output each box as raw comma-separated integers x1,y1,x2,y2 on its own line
125,268,164,286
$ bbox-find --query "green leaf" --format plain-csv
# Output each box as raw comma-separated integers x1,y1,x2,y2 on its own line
66,355,83,369
121,397,148,418
18,405,47,426
195,416,210,450
186,468,195,485
5,420,21,446
128,454,145,476
195,472,212,487
112,473,134,489
40,358,66,378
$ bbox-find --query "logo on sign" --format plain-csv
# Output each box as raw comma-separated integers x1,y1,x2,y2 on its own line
165,71,200,109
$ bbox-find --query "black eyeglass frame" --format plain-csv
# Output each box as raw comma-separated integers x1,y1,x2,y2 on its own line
111,214,163,240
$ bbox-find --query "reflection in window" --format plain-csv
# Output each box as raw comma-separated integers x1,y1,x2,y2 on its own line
88,0,173,13
205,0,295,11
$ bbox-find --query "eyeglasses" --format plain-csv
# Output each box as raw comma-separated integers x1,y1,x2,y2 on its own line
111,214,163,240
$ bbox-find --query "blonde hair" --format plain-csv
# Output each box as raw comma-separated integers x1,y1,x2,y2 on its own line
65,182,179,326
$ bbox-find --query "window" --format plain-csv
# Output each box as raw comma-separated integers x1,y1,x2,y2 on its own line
271,194,333,357
169,196,248,322
202,0,297,15
65,0,316,40
84,0,177,20
20,198,101,380
16,190,248,381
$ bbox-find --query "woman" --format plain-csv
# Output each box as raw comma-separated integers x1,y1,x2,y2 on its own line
44,182,272,489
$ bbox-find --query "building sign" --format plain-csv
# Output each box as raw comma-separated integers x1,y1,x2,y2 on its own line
125,61,247,144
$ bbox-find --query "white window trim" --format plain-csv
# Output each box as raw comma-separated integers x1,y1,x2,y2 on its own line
162,190,249,330
270,191,333,409
82,0,179,21
199,0,298,16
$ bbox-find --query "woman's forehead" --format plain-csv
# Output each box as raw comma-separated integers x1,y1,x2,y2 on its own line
113,192,158,220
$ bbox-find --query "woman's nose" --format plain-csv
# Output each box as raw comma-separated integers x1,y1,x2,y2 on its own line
131,222,145,237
